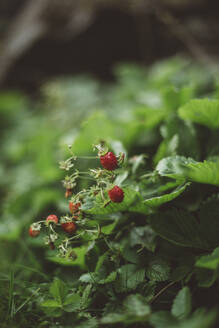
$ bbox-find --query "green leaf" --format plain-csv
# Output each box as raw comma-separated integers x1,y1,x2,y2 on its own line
196,247,219,270
129,183,190,214
149,208,208,249
100,312,127,325
123,294,151,318
130,226,156,252
49,278,68,305
149,311,178,328
157,156,219,186
101,294,150,325
178,99,219,129
85,187,139,215
198,196,219,247
101,222,117,235
156,156,195,180
72,112,116,155
99,271,118,284
79,272,97,283
121,243,142,264
75,318,98,328
41,300,61,308
144,183,189,207
146,259,170,282
63,293,81,312
186,160,219,186
47,245,87,269
80,284,92,309
196,267,218,288
175,309,217,328
40,299,63,317
117,264,145,291
171,287,192,320
134,106,166,129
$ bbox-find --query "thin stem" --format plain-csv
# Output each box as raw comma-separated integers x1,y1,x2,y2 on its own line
67,231,85,241
77,156,98,159
150,281,176,304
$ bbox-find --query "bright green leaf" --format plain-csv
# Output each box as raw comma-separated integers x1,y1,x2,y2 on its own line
178,99,219,129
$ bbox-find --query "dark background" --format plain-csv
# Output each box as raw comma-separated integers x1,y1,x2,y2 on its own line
0,0,219,93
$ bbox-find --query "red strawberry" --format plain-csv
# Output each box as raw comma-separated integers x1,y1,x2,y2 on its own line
29,224,40,237
69,201,81,214
46,214,59,224
100,152,118,170
61,221,77,234
65,188,73,198
108,185,124,203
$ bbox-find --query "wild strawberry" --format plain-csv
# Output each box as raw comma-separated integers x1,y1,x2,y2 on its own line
49,242,55,250
46,214,59,224
108,185,124,203
69,201,81,214
61,221,77,234
65,188,73,198
100,152,118,170
29,223,41,237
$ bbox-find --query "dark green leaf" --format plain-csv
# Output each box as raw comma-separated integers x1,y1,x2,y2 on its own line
171,287,192,320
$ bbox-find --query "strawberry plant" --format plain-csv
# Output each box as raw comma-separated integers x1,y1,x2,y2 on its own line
1,57,219,327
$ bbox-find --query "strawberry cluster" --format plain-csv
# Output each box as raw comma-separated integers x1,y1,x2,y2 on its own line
29,143,125,259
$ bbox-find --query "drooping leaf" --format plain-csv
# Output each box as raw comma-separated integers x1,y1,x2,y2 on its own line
129,183,189,214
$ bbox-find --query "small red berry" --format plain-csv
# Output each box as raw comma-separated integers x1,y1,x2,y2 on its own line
100,152,118,170
29,226,40,237
108,185,124,203
46,214,59,224
49,242,55,250
69,202,81,214
61,221,77,234
65,188,73,198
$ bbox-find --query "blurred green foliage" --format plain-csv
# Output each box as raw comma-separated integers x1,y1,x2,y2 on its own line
1,56,219,327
